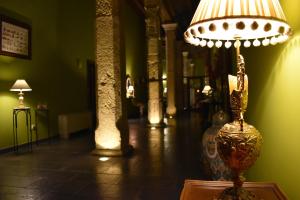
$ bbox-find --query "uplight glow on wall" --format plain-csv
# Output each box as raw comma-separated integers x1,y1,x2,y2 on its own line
95,123,121,149
148,82,163,126
148,112,161,125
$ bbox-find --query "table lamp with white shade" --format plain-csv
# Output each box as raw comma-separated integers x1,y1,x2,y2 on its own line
184,0,291,199
10,79,32,108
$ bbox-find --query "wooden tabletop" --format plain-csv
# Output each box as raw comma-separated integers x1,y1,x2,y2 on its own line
180,180,288,200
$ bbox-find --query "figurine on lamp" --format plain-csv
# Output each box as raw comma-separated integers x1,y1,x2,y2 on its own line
10,79,32,108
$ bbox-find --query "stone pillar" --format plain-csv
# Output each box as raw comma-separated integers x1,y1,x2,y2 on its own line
182,51,189,83
189,62,195,77
162,23,177,117
182,51,189,110
145,1,164,126
93,0,131,156
189,63,196,108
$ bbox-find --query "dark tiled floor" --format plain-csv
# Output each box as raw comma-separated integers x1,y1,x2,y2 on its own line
0,112,208,200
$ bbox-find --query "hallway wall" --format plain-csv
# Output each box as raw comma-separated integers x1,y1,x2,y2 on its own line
0,0,95,149
122,2,148,118
122,2,147,105
245,1,300,199
0,0,148,148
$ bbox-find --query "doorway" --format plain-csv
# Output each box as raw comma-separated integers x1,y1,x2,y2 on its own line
86,60,97,131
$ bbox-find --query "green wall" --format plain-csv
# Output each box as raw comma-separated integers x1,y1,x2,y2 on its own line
244,1,300,199
122,2,147,104
0,0,95,149
57,0,95,113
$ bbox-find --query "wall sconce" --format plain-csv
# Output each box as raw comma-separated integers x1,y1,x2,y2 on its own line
185,0,291,199
202,85,212,95
127,85,134,97
10,79,32,108
126,75,134,98
163,87,167,94
202,77,212,96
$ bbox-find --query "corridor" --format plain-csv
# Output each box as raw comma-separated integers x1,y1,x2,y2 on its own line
0,113,207,200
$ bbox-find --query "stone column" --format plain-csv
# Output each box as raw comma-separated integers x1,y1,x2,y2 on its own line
145,1,164,126
162,23,177,117
189,63,196,108
189,62,195,77
182,51,189,110
93,0,131,156
182,51,189,84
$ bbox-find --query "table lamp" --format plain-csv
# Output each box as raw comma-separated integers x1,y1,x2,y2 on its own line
10,79,32,108
184,0,291,199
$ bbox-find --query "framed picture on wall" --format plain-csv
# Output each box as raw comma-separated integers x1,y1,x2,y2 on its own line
0,15,31,59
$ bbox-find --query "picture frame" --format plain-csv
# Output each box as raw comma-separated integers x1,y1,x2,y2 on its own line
0,15,31,59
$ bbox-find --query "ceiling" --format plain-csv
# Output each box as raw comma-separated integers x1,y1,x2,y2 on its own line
127,0,200,38
162,0,199,38
162,0,199,22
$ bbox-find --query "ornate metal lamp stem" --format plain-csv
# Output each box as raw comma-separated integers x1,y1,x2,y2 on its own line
216,39,263,199
235,37,245,132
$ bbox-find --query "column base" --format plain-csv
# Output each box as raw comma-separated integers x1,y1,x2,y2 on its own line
147,121,166,128
165,113,176,119
165,117,176,126
91,145,134,157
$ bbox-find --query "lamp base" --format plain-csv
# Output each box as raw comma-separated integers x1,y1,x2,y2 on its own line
17,104,25,108
218,187,258,200
18,92,25,108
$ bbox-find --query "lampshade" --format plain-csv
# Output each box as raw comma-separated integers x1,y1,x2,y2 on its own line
10,79,32,92
184,0,292,48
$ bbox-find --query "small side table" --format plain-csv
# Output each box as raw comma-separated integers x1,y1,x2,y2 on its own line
12,107,32,152
34,108,50,144
180,180,288,200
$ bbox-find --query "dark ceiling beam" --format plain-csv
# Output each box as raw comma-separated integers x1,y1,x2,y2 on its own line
189,0,200,13
186,0,193,11
125,0,145,16
160,1,173,23
161,0,175,20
